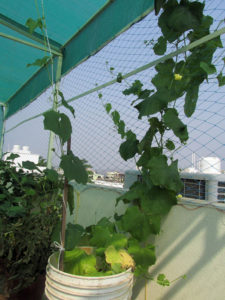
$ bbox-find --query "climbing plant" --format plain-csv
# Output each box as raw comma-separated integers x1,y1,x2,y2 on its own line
102,0,224,276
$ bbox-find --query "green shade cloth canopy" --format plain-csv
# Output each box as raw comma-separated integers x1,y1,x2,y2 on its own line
0,0,154,119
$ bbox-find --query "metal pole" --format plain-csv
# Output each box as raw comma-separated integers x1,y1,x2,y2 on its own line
0,31,61,56
0,105,7,158
46,55,63,168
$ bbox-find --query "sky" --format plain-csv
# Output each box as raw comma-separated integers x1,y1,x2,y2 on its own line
3,0,225,174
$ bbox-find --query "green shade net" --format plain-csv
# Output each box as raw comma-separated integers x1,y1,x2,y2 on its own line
0,0,154,119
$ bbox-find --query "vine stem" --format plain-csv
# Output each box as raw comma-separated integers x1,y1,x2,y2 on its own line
59,137,71,271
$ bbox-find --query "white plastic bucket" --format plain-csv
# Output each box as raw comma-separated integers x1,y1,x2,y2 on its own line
45,253,133,300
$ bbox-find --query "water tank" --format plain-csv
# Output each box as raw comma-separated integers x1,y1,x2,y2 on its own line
22,146,30,153
200,157,221,174
12,145,20,152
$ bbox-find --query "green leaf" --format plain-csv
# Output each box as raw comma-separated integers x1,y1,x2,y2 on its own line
43,110,72,145
119,139,138,161
123,80,143,96
118,120,125,138
165,140,175,150
44,169,59,182
60,151,88,184
141,186,177,216
58,91,75,118
135,91,169,117
106,234,128,249
64,249,97,276
154,0,166,15
105,245,122,265
148,155,183,193
163,108,188,142
184,84,199,117
157,274,170,286
6,206,26,217
116,181,147,206
111,110,120,125
200,62,217,75
105,103,112,114
128,239,156,272
96,217,115,233
217,72,225,87
153,36,167,55
25,17,43,33
121,206,151,241
105,246,134,271
22,161,38,171
6,153,20,161
90,226,111,248
158,1,204,42
65,223,84,250
117,73,123,83
67,184,74,215
27,56,49,68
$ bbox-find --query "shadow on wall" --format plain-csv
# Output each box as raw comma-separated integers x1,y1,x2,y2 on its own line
133,205,225,300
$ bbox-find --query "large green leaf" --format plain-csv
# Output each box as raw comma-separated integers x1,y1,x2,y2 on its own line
106,234,128,249
184,84,199,117
148,155,183,193
163,108,188,142
121,206,151,241
90,226,111,248
153,36,167,55
44,169,59,182
158,0,203,42
43,110,72,145
22,161,38,171
119,139,138,161
65,223,84,250
58,91,75,118
128,239,156,272
64,249,97,276
200,62,217,75
135,91,169,117
141,186,177,216
60,151,88,184
123,80,143,96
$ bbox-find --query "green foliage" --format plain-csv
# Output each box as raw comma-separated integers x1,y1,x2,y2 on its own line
163,108,188,143
217,72,225,87
58,90,75,118
27,56,49,68
98,0,224,281
43,110,72,145
25,17,43,33
153,36,167,55
60,151,88,184
38,0,224,283
0,159,62,295
157,274,170,286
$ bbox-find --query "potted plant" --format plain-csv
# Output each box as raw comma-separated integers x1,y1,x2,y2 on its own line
43,0,224,298
0,156,62,299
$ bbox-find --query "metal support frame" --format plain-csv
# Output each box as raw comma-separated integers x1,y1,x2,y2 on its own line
0,13,61,53
0,31,61,56
0,104,7,158
5,26,225,133
46,55,63,169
